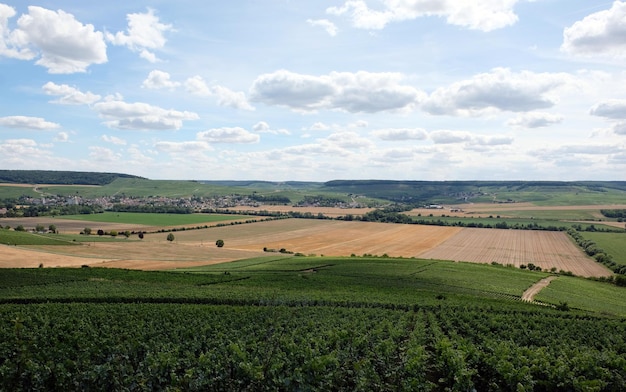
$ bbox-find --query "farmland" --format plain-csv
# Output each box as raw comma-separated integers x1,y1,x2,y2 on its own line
418,228,612,277
2,174,626,390
1,259,626,390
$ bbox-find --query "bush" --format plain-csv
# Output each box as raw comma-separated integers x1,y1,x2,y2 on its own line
215,239,224,248
167,233,175,242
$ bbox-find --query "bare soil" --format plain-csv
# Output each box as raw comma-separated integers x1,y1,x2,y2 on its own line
522,276,558,302
418,228,612,277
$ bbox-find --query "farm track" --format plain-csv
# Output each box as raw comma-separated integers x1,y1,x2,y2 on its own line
522,276,558,302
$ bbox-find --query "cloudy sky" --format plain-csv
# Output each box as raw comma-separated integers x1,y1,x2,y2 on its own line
1,1,625,181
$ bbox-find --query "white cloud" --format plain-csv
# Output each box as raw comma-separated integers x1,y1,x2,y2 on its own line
197,127,260,143
42,82,101,105
306,122,332,131
54,131,69,142
89,146,121,162
106,8,172,62
371,127,427,140
250,69,424,113
154,140,212,153
101,135,127,145
562,1,626,57
423,68,572,116
590,99,626,119
327,0,521,32
93,99,199,130
185,76,254,110
1,6,107,73
324,131,374,149
0,115,60,130
507,112,564,128
0,4,33,60
613,122,626,135
430,130,473,144
142,70,180,89
307,19,338,36
253,121,290,135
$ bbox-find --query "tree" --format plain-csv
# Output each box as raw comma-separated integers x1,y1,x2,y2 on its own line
48,224,57,234
83,227,92,235
138,232,144,239
123,230,131,238
35,224,45,232
216,239,224,248
167,233,175,242
15,225,25,232
97,229,104,236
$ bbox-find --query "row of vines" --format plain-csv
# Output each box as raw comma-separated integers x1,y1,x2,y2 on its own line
1,303,625,391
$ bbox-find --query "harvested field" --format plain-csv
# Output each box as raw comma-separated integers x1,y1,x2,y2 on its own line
229,205,374,217
418,228,612,277
189,219,462,257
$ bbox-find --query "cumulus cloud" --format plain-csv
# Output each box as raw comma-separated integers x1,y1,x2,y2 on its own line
250,69,424,113
590,99,626,119
429,129,513,146
54,132,69,142
371,127,427,141
185,76,254,110
101,134,127,145
307,19,338,36
253,121,290,135
562,1,626,57
423,68,571,116
93,99,199,130
142,70,180,89
154,140,212,153
613,122,626,135
197,127,260,144
327,0,521,32
106,8,172,62
89,146,121,162
324,131,374,149
430,130,473,144
42,82,101,105
0,5,107,73
0,115,60,130
507,112,564,128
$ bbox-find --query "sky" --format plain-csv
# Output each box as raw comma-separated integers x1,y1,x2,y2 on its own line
1,1,626,181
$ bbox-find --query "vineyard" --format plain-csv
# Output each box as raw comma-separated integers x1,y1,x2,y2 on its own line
1,259,626,391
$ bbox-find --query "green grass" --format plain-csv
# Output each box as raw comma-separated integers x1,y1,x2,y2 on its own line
412,215,620,231
58,211,252,226
0,185,39,199
0,229,78,246
535,275,626,316
580,232,626,266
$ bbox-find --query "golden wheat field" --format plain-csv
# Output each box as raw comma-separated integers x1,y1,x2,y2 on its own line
1,217,610,277
418,228,612,277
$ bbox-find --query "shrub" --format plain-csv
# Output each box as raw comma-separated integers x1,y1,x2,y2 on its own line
167,233,175,242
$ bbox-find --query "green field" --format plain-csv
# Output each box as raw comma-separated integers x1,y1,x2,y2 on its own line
580,232,626,266
59,211,252,226
411,214,621,231
1,258,625,390
0,229,78,246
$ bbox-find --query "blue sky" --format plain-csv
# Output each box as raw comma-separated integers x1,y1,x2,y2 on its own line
1,1,625,181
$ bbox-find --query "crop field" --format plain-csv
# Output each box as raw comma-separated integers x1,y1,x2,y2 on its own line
1,258,626,390
580,232,626,266
59,211,252,226
169,219,462,257
0,218,612,277
418,228,612,277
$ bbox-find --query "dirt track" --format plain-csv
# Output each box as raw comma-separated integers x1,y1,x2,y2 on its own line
522,276,558,302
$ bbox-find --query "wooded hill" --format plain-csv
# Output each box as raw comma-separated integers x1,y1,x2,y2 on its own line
0,170,144,185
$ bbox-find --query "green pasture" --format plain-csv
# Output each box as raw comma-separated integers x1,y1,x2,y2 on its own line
536,275,626,316
411,215,620,231
580,232,626,266
0,185,39,199
482,186,626,206
58,211,252,226
0,229,77,246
